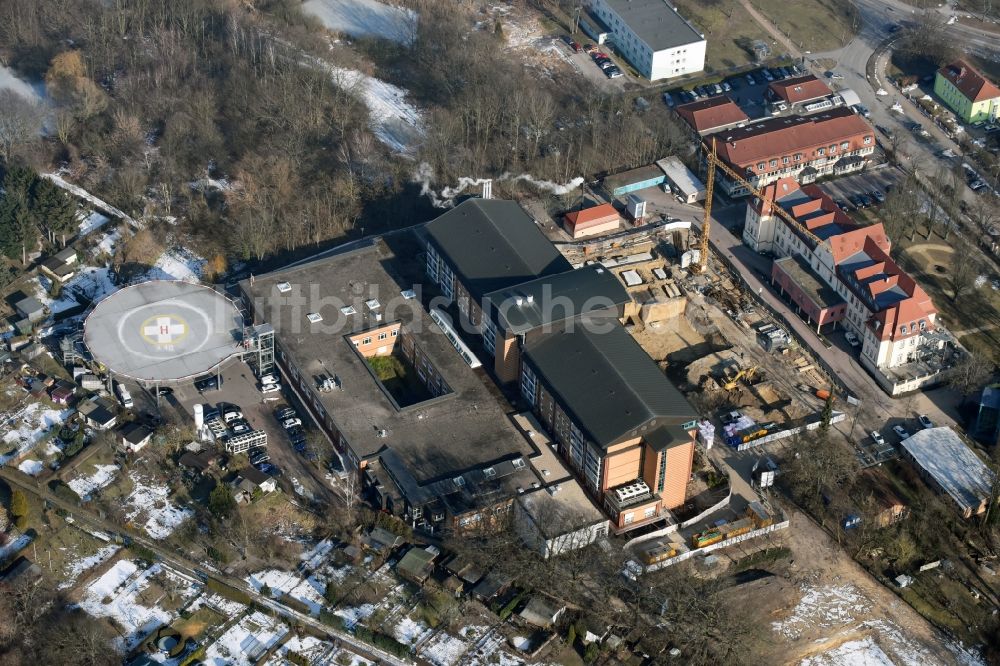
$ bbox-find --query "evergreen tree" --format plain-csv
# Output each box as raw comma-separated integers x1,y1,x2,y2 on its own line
31,177,77,244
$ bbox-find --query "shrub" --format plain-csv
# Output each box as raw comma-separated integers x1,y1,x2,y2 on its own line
566,624,577,646
584,642,600,662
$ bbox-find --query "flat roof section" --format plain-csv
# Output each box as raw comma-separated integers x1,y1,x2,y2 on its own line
773,255,845,311
83,281,244,383
602,0,704,51
901,427,995,514
242,236,531,483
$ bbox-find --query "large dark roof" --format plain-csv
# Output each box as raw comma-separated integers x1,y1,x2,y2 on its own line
425,199,571,300
523,324,696,448
484,265,631,335
602,0,704,51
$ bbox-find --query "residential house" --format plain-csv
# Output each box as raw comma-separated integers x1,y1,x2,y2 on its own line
48,380,76,405
362,527,403,555
178,450,222,475
586,0,705,81
934,60,1000,124
40,247,79,284
78,396,118,431
518,596,566,629
711,108,875,197
14,297,47,324
900,427,996,519
232,467,277,502
472,570,513,602
396,545,439,585
675,96,749,136
118,422,153,453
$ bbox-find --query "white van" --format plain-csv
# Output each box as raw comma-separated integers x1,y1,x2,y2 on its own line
116,383,133,409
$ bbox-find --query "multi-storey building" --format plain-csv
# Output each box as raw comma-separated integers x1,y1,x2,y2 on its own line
934,60,1000,125
711,108,875,197
675,95,749,137
425,199,699,532
587,0,705,81
742,177,940,375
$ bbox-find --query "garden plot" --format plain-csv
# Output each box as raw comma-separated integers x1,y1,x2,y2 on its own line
92,227,122,257
300,538,335,570
335,602,376,628
302,0,417,44
245,569,327,616
420,631,469,666
78,210,110,237
393,616,432,648
68,463,120,500
0,401,74,461
264,635,340,665
59,544,121,590
122,469,194,539
204,610,289,666
77,559,200,652
188,591,248,618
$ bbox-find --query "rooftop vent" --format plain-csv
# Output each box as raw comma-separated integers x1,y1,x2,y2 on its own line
514,296,524,306
400,289,416,300
531,482,540,489
525,294,535,304
276,282,292,293
512,458,526,469
453,476,466,488
306,312,323,324
483,467,496,478
341,305,357,316
365,299,381,310
376,428,388,438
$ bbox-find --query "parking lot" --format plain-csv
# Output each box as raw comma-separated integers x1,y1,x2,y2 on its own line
816,164,902,211
148,363,339,504
663,65,813,121
558,38,630,93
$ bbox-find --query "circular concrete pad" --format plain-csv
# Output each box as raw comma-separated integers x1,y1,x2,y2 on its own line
83,280,244,383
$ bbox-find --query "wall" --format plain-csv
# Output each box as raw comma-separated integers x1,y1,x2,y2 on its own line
568,218,620,239
602,437,643,491
659,441,694,509
348,323,402,358
495,332,521,383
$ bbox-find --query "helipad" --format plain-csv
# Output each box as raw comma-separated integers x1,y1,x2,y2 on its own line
83,280,245,384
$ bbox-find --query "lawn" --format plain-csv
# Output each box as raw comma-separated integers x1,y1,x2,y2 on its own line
367,353,435,407
749,0,859,53
673,0,774,72
173,606,225,641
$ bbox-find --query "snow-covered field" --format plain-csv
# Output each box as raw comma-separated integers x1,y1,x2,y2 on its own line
145,246,206,282
204,610,288,666
327,65,423,154
0,65,45,102
68,464,120,500
773,585,868,639
245,568,327,616
59,544,121,590
77,559,200,651
303,0,417,44
800,638,895,666
123,470,193,539
393,616,432,647
0,402,74,461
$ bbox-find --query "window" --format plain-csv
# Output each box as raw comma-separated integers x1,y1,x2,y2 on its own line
391,329,398,337
841,141,850,150
623,512,635,525
899,325,907,335
794,153,802,162
757,162,766,170
362,337,372,345
817,148,825,156
783,156,790,164
829,145,837,153
378,332,387,341
863,135,872,144
769,159,778,167
644,506,656,518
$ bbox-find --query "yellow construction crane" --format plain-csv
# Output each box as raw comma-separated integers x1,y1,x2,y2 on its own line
693,138,823,274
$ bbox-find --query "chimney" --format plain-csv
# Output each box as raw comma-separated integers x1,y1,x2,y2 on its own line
481,179,493,200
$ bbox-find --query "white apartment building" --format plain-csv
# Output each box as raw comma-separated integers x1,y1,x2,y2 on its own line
587,0,705,81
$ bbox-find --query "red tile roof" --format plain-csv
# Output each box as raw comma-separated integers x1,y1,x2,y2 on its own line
768,75,832,105
675,96,749,134
564,203,620,231
937,60,1000,103
714,108,874,170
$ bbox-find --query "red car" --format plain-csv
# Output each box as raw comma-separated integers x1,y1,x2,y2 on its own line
569,40,582,52
584,43,597,54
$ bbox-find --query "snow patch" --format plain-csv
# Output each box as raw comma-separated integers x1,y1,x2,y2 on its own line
144,246,206,282
303,0,418,44
420,632,469,666
800,638,894,666
122,470,194,539
78,210,111,237
326,66,424,155
18,459,44,475
772,584,867,639
335,603,375,628
59,544,121,590
68,464,120,500
245,569,327,616
393,616,432,645
300,538,334,570
0,402,74,455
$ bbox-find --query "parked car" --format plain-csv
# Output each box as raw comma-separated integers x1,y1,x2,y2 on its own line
870,431,886,446
858,193,873,208
275,406,296,420
583,43,597,53
282,417,302,429
599,60,615,71
223,410,244,423
870,190,885,204
689,87,701,99
195,376,219,392
829,72,845,80
917,414,933,429
834,198,851,212
721,81,732,92
712,83,723,95
260,373,278,385
261,383,282,394
745,73,756,85
761,69,774,82
845,331,860,347
607,68,623,79
848,193,865,208
892,424,911,440
663,92,675,107
154,387,173,396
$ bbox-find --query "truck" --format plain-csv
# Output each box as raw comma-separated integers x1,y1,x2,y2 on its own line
115,383,133,409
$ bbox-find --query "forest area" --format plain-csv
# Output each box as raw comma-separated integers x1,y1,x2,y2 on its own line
0,0,688,272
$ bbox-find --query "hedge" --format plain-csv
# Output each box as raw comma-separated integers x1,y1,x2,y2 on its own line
206,578,253,606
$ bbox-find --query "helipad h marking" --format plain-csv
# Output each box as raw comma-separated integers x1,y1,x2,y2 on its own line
141,314,188,346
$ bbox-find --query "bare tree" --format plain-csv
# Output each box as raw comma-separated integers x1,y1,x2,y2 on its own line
947,349,993,398
0,90,41,160
946,253,981,302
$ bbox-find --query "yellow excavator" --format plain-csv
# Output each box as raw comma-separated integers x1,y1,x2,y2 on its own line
723,365,759,391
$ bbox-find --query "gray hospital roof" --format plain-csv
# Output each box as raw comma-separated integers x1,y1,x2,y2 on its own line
602,0,704,52
902,427,995,514
424,199,571,301
241,236,531,483
523,323,696,448
484,264,631,335
83,281,244,383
